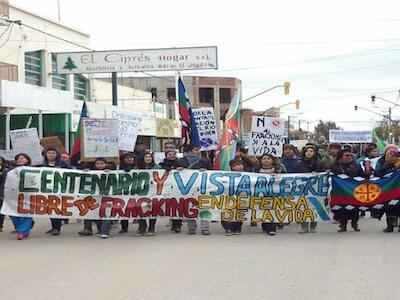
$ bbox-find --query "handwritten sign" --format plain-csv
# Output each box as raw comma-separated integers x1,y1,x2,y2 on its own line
248,116,285,157
10,128,43,165
193,107,219,151
106,107,142,151
81,118,119,159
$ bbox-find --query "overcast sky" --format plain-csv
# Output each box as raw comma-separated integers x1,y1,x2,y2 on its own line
10,0,400,131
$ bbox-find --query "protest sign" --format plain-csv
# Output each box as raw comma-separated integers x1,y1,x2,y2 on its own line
10,128,43,165
40,136,67,154
81,118,119,160
0,149,15,161
2,167,331,223
105,107,142,151
193,107,219,151
329,130,372,143
248,116,285,157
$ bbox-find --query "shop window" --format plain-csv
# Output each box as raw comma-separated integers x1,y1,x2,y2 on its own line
25,50,43,86
74,74,89,100
199,87,214,104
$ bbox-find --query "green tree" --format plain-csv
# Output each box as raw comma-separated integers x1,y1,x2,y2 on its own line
314,120,341,141
63,56,77,71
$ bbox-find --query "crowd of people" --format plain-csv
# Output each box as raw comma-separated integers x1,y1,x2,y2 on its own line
0,139,398,240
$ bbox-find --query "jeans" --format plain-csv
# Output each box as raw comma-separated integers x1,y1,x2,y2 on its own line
84,220,101,233
10,216,33,236
99,220,112,235
188,220,209,231
121,220,129,231
138,219,156,232
221,221,243,232
262,222,277,233
51,218,63,231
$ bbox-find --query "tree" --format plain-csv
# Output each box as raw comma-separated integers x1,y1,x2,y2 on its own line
63,56,77,71
314,120,341,141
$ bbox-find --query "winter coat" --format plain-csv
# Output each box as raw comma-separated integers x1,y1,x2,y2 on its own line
295,159,324,173
177,154,212,170
280,156,300,173
43,150,72,169
330,161,365,178
160,159,180,171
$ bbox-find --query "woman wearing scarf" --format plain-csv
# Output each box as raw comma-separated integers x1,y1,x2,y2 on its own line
295,145,324,233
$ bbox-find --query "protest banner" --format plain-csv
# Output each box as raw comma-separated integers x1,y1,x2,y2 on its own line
193,107,219,151
2,167,331,223
105,107,142,151
329,130,372,143
248,116,285,157
81,118,119,160
40,136,67,154
10,128,43,165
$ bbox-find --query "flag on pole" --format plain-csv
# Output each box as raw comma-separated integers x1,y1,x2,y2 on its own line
372,129,387,153
214,91,240,171
178,76,200,146
70,102,88,164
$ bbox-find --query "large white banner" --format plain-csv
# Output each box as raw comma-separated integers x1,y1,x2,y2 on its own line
193,107,219,151
1,167,330,222
105,107,143,151
82,118,119,158
248,116,285,157
55,46,218,74
10,128,43,165
329,130,372,143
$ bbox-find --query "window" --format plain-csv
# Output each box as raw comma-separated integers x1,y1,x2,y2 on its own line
167,88,176,101
220,88,232,103
150,87,157,100
74,74,89,100
25,50,43,86
199,87,214,104
52,55,68,90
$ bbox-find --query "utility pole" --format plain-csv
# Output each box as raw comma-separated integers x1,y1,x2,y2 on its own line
112,72,118,106
388,107,392,143
287,115,291,143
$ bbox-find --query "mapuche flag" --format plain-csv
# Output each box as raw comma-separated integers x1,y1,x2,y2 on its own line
330,172,400,207
213,91,240,171
178,76,200,146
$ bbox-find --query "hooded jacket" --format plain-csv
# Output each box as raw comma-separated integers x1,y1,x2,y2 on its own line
43,150,72,169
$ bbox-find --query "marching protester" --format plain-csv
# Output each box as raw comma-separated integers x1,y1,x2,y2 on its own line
321,143,341,170
9,153,34,240
79,157,113,238
221,159,245,236
163,141,177,152
281,144,299,173
375,144,398,172
177,144,212,235
234,143,253,172
136,152,162,236
295,145,324,233
256,153,287,236
375,147,400,232
133,140,146,160
0,156,8,232
330,148,370,232
119,152,136,234
43,147,72,236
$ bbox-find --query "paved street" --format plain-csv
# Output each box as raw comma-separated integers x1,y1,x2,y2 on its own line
0,217,399,300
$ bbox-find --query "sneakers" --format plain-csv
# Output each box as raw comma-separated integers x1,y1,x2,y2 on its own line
17,233,26,240
232,231,241,235
51,230,60,236
135,230,145,237
267,231,276,236
188,229,196,235
224,229,232,236
201,229,210,235
172,226,181,233
118,229,128,234
146,230,156,236
46,229,53,234
100,234,109,239
78,229,93,236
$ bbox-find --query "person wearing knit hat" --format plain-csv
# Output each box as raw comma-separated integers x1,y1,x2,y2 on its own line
321,143,341,170
295,144,324,233
375,144,399,173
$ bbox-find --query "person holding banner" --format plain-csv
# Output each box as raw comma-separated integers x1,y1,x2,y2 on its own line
375,148,400,232
321,143,341,170
281,144,299,173
119,152,137,234
135,152,162,237
177,144,212,235
0,156,8,232
256,153,287,236
43,148,72,236
295,145,324,233
331,149,368,232
9,153,34,240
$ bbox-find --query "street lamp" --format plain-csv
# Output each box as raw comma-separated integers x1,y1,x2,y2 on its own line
241,81,291,104
354,105,393,142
